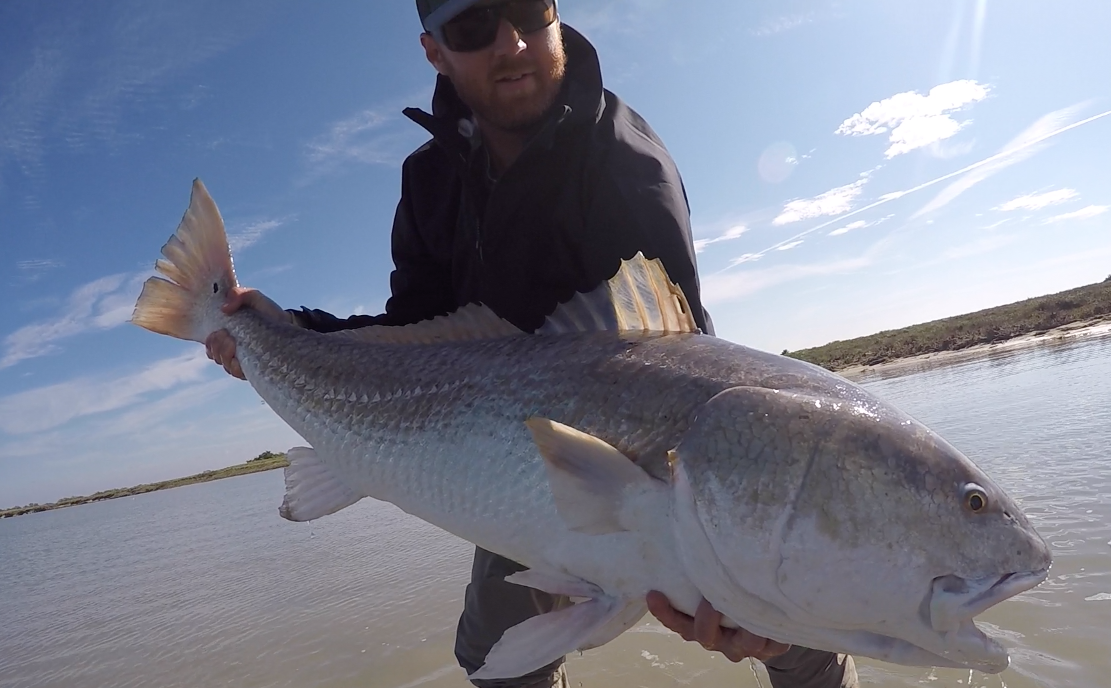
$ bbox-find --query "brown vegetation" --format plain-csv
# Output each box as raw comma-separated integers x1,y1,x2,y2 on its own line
0,452,288,519
784,279,1111,372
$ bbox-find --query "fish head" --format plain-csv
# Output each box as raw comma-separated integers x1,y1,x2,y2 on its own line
670,385,1051,673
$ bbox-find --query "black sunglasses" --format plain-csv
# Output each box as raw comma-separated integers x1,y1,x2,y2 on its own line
437,0,558,53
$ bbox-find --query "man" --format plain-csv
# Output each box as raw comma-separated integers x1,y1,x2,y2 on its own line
207,2,857,687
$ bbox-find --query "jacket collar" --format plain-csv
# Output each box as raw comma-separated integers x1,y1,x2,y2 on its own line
402,25,606,162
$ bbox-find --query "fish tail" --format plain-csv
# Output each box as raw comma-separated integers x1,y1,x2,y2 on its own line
131,179,238,342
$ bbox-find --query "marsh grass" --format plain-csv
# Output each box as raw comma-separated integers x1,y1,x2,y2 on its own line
784,278,1111,371
1,453,288,518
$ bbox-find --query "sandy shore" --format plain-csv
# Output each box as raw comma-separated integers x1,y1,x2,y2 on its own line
837,316,1111,381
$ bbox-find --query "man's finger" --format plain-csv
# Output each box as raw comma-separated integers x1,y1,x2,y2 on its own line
692,598,724,650
645,591,695,642
226,357,245,380
221,289,247,315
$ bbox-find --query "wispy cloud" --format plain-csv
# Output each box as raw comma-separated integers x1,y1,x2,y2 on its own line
304,90,431,180
1044,205,1108,224
14,259,65,284
0,350,209,434
913,103,1100,219
941,234,1016,261
717,104,1111,272
0,4,252,191
836,80,989,158
1,271,147,369
752,13,814,37
996,189,1079,212
773,178,867,226
227,218,288,252
777,240,804,251
694,225,748,253
704,254,874,305
829,220,868,237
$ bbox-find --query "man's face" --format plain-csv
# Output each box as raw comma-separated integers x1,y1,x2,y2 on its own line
422,6,567,133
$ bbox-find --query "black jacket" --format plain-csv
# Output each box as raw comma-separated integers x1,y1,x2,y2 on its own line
295,26,711,335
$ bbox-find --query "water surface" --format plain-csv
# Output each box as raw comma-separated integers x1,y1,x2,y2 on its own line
2,335,1109,688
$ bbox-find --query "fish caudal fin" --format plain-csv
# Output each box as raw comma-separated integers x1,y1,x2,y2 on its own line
131,179,238,342
540,252,699,335
279,447,363,521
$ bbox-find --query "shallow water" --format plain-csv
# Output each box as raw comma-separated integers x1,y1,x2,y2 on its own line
2,334,1109,688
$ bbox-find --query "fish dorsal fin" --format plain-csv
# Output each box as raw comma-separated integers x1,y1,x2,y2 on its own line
328,253,697,345
329,303,524,345
539,253,699,335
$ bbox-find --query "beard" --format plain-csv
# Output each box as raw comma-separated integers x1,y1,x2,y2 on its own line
446,30,568,133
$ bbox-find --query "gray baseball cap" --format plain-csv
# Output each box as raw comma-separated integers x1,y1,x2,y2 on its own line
416,0,482,34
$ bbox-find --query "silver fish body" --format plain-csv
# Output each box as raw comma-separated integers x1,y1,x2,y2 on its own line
132,180,1051,680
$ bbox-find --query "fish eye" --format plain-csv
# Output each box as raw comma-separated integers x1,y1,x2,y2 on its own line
963,483,988,513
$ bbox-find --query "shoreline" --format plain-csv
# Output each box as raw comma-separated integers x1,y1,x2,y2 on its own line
0,454,289,519
836,317,1111,381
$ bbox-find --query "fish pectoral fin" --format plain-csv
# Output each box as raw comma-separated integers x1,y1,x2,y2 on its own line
526,418,660,535
504,569,604,598
469,594,632,681
581,597,648,650
278,446,362,522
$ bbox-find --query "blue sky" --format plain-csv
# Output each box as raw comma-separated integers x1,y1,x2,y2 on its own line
2,0,1110,506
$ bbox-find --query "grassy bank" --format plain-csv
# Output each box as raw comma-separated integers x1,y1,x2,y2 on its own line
0,452,289,519
784,277,1111,372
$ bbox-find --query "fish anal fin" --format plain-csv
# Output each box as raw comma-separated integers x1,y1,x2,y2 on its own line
526,418,659,535
279,446,362,522
468,596,625,681
538,253,699,335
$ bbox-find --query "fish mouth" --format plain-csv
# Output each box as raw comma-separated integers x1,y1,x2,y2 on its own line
929,568,1049,633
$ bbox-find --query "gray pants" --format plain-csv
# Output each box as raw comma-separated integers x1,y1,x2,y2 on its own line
455,548,859,688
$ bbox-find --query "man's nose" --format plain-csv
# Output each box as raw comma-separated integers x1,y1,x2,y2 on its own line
490,17,528,56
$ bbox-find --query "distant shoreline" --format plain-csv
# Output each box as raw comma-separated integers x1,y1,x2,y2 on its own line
836,318,1111,381
0,453,289,519
785,279,1111,375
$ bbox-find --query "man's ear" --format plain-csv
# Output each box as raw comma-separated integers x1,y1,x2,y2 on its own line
420,33,450,75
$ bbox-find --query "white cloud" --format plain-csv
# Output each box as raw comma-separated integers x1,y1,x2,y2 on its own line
228,218,286,252
16,258,63,272
752,13,815,37
777,240,804,251
0,350,210,434
0,4,252,191
941,234,1016,261
303,91,431,180
996,189,1079,212
836,80,989,158
729,253,762,267
1044,205,1108,224
830,220,868,237
13,259,64,284
913,103,1106,219
693,225,748,253
703,255,873,305
773,178,867,226
1,272,147,368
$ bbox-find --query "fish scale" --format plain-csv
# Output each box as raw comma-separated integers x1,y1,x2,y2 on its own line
131,180,1052,681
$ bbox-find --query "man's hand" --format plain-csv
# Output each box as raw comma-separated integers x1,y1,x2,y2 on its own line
204,287,289,380
646,591,791,663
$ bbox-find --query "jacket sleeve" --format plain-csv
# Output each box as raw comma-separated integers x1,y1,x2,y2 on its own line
578,101,715,335
291,158,457,333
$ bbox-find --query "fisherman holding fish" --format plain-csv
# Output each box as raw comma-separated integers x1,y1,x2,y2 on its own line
205,1,857,686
